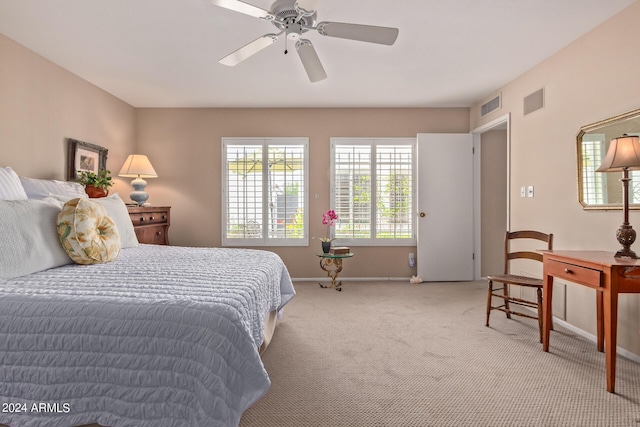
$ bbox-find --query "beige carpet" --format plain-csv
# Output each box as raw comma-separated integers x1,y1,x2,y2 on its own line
240,280,640,427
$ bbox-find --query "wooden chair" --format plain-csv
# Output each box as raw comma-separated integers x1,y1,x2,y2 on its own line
485,230,553,342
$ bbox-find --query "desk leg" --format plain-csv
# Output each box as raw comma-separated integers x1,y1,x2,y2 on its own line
596,291,604,352
604,287,618,393
542,272,554,352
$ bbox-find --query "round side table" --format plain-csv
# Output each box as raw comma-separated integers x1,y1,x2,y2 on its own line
316,252,354,291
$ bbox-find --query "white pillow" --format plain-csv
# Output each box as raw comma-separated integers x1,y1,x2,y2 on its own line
0,167,28,200
92,193,139,248
20,176,87,200
0,199,72,279
40,196,65,209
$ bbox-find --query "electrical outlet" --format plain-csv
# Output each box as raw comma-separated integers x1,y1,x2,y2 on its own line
408,253,415,268
527,186,534,198
520,186,526,198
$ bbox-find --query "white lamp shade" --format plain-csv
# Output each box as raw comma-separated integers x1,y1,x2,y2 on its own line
118,154,158,178
596,135,640,172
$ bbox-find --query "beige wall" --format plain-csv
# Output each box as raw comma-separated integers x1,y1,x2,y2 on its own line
0,34,136,192
0,30,471,280
135,108,470,278
471,1,640,355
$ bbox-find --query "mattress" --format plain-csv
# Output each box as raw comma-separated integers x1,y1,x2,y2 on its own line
0,245,295,427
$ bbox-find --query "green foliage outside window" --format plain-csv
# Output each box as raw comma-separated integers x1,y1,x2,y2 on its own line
379,174,411,225
285,208,304,238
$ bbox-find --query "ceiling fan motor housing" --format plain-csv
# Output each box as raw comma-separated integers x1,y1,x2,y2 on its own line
271,0,317,40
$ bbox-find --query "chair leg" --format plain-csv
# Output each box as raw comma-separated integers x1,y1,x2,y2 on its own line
503,282,511,319
486,280,493,327
536,287,543,343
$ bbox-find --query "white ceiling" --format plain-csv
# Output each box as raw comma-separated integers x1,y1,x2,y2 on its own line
0,0,635,108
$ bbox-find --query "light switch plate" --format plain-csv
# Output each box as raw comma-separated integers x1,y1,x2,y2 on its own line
527,186,534,197
520,186,526,198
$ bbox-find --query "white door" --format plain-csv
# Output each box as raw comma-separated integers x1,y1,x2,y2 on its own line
417,133,474,281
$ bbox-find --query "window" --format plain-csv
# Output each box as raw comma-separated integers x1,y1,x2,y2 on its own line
581,133,606,204
222,138,308,246
331,138,416,246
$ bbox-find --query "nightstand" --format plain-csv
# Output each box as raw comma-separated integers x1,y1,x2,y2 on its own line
127,206,171,245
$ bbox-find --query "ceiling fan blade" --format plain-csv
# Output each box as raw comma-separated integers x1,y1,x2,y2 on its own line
317,22,399,45
296,39,327,83
295,0,323,12
208,0,274,20
219,34,278,66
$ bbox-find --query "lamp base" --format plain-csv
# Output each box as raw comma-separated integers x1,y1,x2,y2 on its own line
129,177,149,206
614,249,637,259
615,224,638,259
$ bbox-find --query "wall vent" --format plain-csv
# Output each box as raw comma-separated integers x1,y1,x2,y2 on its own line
524,88,544,115
480,94,501,117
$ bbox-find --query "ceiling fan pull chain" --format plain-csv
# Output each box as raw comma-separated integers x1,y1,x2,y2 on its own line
284,36,288,55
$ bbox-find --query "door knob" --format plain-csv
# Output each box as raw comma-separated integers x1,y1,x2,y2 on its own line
419,212,426,217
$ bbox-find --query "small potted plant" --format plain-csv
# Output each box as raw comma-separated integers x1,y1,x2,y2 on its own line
77,169,113,198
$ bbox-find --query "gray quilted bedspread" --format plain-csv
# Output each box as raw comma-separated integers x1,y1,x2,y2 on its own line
0,245,295,427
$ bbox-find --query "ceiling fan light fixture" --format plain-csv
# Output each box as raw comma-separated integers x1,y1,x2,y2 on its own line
286,23,302,40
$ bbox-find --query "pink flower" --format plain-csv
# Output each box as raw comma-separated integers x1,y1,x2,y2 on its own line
320,210,338,241
322,210,338,226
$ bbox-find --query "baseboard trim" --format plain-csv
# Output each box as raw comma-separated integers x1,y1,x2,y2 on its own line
552,317,640,364
293,277,411,282
507,306,640,364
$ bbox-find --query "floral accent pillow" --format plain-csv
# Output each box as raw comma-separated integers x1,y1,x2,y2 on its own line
57,198,121,264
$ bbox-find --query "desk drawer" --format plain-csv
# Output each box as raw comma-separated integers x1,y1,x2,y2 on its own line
546,259,602,288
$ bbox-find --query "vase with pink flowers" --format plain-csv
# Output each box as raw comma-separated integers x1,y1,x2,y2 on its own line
320,209,338,253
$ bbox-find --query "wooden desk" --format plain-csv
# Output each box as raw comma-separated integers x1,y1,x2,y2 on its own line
542,250,640,393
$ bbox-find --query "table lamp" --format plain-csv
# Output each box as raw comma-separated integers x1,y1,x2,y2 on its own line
118,154,158,206
596,134,640,258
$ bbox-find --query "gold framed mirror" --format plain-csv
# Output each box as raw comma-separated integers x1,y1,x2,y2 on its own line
577,108,640,210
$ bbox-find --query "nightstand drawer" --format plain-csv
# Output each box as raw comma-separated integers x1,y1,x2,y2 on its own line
134,224,168,245
129,211,169,226
546,259,602,288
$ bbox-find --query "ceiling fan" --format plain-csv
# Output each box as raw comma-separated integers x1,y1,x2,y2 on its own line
208,0,399,82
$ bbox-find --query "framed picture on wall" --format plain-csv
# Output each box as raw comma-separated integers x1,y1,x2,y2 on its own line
66,138,108,181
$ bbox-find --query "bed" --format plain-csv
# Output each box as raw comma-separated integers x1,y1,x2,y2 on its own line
0,167,295,427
